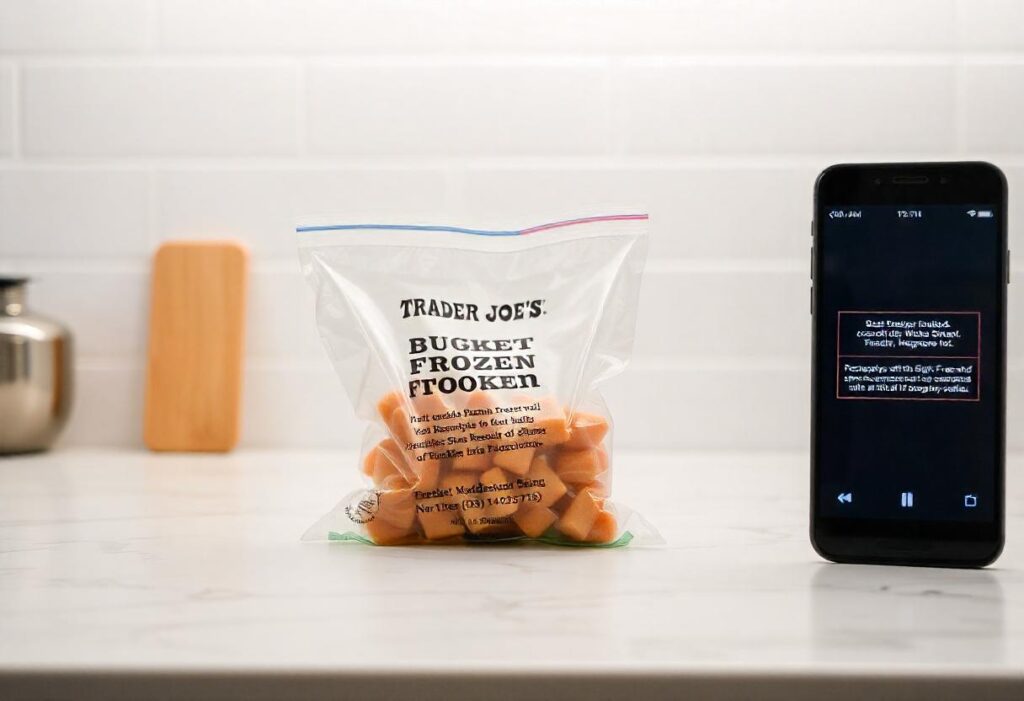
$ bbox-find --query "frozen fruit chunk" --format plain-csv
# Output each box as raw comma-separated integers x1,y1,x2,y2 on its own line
585,510,618,543
411,458,441,491
412,393,449,422
388,406,414,444
462,390,495,413
554,447,607,486
524,455,567,507
418,505,465,540
505,394,569,448
531,396,570,446
376,391,403,424
445,468,512,536
365,516,418,546
480,467,517,517
556,489,602,541
379,473,412,491
365,438,410,486
513,504,557,538
378,489,416,530
492,442,535,475
564,411,609,450
451,391,495,470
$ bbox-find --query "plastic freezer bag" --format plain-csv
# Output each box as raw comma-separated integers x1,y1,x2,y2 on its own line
298,214,655,546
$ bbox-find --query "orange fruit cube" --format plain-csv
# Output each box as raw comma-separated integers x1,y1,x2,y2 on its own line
554,447,607,486
365,517,418,546
585,510,618,543
492,442,535,475
365,438,411,486
556,489,602,541
418,504,465,540
564,411,609,450
533,396,570,446
480,467,517,517
513,503,557,538
524,455,568,507
377,489,416,530
376,391,403,424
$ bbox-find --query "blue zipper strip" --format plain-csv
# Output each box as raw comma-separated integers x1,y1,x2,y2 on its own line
296,223,521,237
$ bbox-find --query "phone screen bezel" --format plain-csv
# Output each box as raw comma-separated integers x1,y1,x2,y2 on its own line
811,162,1007,567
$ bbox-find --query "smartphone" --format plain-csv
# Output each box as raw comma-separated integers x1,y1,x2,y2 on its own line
811,162,1007,567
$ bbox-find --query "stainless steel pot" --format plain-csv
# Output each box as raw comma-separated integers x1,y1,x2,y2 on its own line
0,278,73,454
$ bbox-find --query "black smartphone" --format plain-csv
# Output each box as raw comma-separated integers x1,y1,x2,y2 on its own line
811,162,1007,568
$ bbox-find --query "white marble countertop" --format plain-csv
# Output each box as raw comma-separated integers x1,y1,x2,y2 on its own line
0,449,1021,700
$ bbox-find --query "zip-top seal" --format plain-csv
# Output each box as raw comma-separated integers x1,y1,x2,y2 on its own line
296,213,648,237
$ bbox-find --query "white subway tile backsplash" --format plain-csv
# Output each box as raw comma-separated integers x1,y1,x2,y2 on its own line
963,64,1024,152
607,0,955,54
636,270,808,358
306,62,608,157
0,65,12,155
521,0,956,55
22,63,298,157
604,364,809,450
159,0,438,54
613,63,956,155
154,168,449,257
0,0,153,53
23,270,148,356
0,169,150,257
247,271,322,359
58,362,145,448
243,363,358,449
157,0,955,55
955,0,1024,51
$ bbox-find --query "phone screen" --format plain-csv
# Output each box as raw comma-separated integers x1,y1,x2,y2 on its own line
815,203,1003,524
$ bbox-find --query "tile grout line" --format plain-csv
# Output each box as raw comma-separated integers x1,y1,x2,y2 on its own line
4,52,1024,65
3,154,1024,170
7,59,20,160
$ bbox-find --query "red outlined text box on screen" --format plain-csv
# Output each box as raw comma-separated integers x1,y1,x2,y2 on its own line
835,311,981,402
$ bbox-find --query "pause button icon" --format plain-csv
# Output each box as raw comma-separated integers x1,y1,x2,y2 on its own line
901,492,914,508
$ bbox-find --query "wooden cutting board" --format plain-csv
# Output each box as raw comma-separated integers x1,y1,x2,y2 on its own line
144,241,248,452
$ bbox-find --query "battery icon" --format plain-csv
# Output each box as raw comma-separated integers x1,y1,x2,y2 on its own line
977,210,994,218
